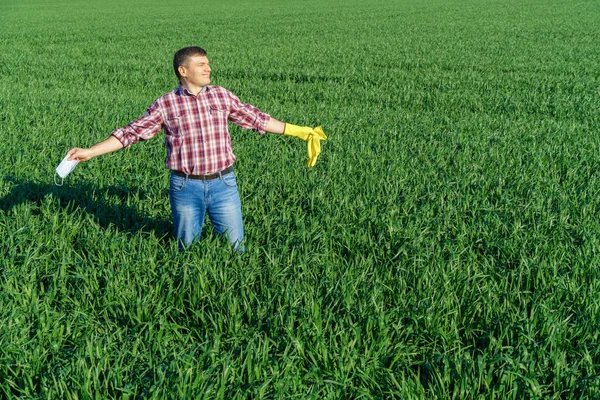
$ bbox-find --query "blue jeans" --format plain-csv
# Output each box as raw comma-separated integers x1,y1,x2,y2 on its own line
169,168,245,252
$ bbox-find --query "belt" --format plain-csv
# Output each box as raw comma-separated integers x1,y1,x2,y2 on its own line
172,166,233,181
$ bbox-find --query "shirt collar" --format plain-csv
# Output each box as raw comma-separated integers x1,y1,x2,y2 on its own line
177,85,210,96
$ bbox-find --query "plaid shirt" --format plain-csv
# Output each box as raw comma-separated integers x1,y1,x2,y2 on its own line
112,85,270,175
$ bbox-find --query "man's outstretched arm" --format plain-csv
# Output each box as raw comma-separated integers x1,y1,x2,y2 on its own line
67,101,163,162
68,135,124,162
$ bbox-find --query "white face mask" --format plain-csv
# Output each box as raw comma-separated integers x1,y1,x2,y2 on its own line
54,154,79,186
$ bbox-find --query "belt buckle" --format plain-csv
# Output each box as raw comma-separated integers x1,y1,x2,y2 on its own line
204,170,219,180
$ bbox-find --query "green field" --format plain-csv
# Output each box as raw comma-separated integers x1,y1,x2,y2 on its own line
1,0,600,397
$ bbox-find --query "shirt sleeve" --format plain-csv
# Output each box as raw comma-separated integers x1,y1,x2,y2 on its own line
111,101,163,148
226,91,270,134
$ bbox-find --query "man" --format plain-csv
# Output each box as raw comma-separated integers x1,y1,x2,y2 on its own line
68,46,326,252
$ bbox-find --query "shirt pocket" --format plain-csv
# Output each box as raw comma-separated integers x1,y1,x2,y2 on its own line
207,93,229,115
164,113,187,136
207,104,229,129
209,104,229,116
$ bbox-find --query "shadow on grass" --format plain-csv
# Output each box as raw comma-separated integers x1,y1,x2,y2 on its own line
1,176,173,241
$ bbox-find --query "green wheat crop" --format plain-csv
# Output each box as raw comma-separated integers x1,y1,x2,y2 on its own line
1,0,599,398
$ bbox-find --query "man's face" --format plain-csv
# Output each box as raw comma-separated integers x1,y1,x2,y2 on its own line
179,54,211,88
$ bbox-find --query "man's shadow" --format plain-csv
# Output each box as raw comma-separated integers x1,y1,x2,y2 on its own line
1,176,173,241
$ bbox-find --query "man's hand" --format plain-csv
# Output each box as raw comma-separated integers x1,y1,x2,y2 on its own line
67,147,94,162
284,124,327,167
284,124,316,141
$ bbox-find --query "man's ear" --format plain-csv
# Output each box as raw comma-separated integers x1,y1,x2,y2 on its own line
178,65,187,78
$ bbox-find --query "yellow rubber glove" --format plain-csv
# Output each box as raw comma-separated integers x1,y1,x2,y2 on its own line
284,124,327,167
307,126,327,167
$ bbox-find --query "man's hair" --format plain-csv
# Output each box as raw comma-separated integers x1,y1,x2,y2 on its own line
173,46,207,80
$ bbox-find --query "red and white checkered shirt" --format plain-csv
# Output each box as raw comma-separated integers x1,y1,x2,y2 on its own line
112,85,270,175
